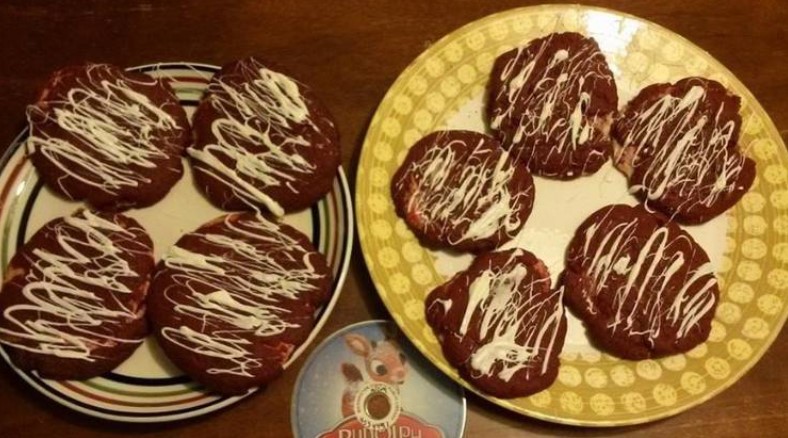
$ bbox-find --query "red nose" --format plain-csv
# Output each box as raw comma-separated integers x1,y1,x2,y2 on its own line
392,368,406,384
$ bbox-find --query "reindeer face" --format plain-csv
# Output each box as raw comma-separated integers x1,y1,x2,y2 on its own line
345,334,408,385
365,340,408,384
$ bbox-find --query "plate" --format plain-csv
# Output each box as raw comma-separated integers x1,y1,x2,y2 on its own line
0,62,354,422
356,5,788,426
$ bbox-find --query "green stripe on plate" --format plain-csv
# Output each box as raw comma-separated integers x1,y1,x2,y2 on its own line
172,86,206,95
82,380,201,398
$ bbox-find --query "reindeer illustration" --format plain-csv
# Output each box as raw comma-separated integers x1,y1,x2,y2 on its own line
340,332,408,418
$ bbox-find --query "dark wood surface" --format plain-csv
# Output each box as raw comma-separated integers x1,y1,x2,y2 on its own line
0,1,786,437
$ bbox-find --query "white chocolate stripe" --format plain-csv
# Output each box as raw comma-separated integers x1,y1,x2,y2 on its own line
188,60,330,216
624,83,744,212
159,214,325,377
579,208,717,345
395,134,529,243
0,211,145,362
26,65,180,195
492,36,613,168
442,250,563,382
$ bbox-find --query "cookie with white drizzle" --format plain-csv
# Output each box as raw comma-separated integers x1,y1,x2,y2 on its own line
487,32,617,180
561,204,719,360
0,209,154,379
189,57,340,216
147,212,332,395
425,248,566,398
391,130,535,252
26,63,190,211
613,77,756,224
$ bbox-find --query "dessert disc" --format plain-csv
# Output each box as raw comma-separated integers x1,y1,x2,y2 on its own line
292,320,466,438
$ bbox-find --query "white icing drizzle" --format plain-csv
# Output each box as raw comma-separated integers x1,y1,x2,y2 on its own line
577,207,717,344
0,211,147,361
437,250,563,382
189,59,333,216
26,64,181,196
158,214,326,377
490,35,613,170
395,133,530,244
621,82,745,213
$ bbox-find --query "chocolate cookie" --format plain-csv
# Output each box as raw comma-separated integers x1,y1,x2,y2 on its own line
561,204,719,360
425,248,566,398
147,213,332,394
189,57,340,215
487,32,618,179
613,77,755,224
26,63,190,210
0,209,154,379
391,130,534,252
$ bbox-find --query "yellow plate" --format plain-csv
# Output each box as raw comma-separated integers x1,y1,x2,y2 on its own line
356,4,788,426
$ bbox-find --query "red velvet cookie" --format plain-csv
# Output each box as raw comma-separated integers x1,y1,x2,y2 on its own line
613,77,755,224
391,130,535,252
147,213,332,395
0,209,154,379
26,63,190,211
561,204,719,360
425,248,566,398
189,57,340,215
487,32,618,179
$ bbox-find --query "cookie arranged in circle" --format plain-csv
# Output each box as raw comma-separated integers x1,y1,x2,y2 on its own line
190,57,341,215
613,77,756,224
425,248,566,398
561,204,720,360
487,32,618,179
391,130,535,252
26,63,190,211
0,209,154,379
147,212,332,395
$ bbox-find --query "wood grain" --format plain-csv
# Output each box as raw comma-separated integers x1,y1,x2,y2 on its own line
0,1,785,437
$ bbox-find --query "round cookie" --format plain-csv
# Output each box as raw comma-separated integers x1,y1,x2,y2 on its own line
487,32,618,179
147,212,332,395
391,130,535,252
425,248,566,398
560,204,720,360
0,209,154,379
189,57,340,216
613,77,756,224
26,63,190,211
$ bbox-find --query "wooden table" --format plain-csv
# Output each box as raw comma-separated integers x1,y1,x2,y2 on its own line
0,1,786,437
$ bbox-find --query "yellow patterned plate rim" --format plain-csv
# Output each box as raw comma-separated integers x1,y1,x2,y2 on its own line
356,4,788,427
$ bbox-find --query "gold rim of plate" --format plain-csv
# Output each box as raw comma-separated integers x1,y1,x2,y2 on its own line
355,4,788,426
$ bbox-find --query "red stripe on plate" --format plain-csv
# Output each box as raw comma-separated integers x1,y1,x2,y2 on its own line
58,381,210,408
0,156,29,217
